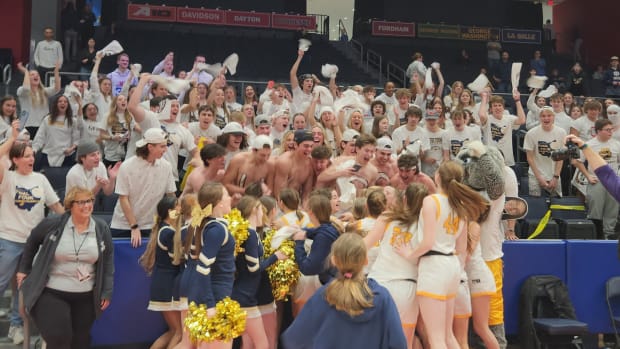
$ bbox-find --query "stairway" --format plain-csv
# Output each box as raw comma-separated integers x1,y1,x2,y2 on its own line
327,40,383,85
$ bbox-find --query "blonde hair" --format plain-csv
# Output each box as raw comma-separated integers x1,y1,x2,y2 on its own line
352,197,367,220
107,95,132,129
436,161,489,222
324,233,373,317
184,182,225,258
64,186,94,210
384,183,427,226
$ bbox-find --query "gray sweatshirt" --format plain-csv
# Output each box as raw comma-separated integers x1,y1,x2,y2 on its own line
34,40,63,69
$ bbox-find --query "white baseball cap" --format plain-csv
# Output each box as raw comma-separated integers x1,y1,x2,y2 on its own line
221,122,245,135
251,135,273,150
376,137,394,152
342,129,360,142
136,128,167,148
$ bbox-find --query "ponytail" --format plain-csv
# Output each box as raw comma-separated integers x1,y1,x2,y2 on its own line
324,233,373,317
139,217,160,274
295,209,303,222
446,179,489,222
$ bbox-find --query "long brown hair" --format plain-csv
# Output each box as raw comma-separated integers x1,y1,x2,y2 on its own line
279,188,303,222
436,161,489,222
140,196,183,274
324,233,373,317
384,183,427,226
184,182,225,258
107,95,132,129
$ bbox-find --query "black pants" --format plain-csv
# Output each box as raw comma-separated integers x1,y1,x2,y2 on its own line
31,288,95,349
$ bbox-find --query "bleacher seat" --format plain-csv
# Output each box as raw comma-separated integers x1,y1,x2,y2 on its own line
550,197,596,239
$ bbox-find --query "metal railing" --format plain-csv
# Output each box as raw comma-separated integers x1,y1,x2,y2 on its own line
308,14,329,37
366,49,382,85
386,61,407,88
349,39,364,62
3,65,12,95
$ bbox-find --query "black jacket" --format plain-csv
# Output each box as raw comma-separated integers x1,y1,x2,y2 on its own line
18,213,114,318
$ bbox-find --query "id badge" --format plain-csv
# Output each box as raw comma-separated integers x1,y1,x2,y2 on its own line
76,264,91,282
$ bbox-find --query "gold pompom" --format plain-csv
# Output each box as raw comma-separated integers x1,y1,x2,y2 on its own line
262,229,300,301
224,208,250,256
185,298,247,343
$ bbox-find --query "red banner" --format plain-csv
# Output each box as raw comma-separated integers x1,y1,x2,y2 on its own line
371,20,415,37
272,14,316,31
225,11,271,28
177,8,225,25
127,4,177,22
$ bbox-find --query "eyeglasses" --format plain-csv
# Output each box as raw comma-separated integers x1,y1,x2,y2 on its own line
602,128,615,132
73,199,94,207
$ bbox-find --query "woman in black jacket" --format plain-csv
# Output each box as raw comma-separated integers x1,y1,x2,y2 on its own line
17,186,114,349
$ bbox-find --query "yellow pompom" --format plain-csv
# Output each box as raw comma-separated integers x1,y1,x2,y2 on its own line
224,208,250,256
262,229,300,301
185,298,247,343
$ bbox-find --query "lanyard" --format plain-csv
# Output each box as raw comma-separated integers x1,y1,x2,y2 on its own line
72,227,90,263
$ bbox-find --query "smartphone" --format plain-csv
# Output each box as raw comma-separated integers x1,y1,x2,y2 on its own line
352,164,362,172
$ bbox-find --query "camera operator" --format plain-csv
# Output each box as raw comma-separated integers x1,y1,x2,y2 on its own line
569,123,620,239
566,134,620,204
524,107,567,197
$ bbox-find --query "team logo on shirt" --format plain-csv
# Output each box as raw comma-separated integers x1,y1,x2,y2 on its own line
390,226,412,247
450,139,469,157
429,137,443,151
490,123,506,142
599,148,612,161
537,140,559,157
14,186,43,211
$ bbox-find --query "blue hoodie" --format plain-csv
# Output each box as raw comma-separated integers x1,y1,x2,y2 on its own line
281,278,407,349
295,223,340,284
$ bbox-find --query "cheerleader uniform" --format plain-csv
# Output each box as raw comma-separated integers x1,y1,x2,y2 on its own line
416,194,464,300
231,228,278,319
173,224,192,311
148,223,181,311
368,221,420,327
465,242,496,297
186,218,236,308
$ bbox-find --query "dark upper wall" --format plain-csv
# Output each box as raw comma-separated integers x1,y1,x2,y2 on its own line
354,0,542,30
126,0,305,14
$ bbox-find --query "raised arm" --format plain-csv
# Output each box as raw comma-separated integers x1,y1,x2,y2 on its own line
90,52,103,95
289,50,304,91
17,62,30,90
0,121,19,184
128,73,151,123
478,91,489,126
434,66,445,98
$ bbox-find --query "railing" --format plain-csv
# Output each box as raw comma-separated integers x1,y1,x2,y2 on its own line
308,14,329,37
349,39,364,62
366,49,382,85
386,61,407,88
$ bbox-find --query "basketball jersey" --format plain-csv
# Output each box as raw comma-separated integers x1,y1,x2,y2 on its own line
419,194,464,255
368,221,420,282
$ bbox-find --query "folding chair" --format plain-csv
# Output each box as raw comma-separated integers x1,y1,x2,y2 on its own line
606,276,620,348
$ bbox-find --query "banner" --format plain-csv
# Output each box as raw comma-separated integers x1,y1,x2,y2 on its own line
272,14,316,31
502,28,541,44
177,8,225,25
417,23,460,40
371,20,415,37
127,4,176,22
459,26,500,41
225,10,271,28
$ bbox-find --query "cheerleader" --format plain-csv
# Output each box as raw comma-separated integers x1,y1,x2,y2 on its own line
139,196,183,349
395,161,487,349
365,183,427,349
184,182,235,349
281,233,407,349
257,196,280,349
275,188,311,229
232,196,286,349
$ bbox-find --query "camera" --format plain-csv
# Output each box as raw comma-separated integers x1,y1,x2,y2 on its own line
550,140,580,161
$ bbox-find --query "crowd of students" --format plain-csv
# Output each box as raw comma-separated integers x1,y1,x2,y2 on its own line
0,32,618,348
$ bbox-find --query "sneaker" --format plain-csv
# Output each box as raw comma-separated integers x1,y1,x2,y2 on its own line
6,325,15,340
12,326,24,345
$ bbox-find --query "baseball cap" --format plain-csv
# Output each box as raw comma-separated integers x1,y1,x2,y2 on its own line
342,129,360,142
251,135,273,150
376,137,394,152
221,122,245,135
319,106,334,116
611,56,619,61
76,140,100,159
136,128,168,148
254,114,271,127
294,130,314,144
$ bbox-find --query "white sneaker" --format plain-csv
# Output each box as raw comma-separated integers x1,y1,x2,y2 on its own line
6,324,15,340
12,326,24,345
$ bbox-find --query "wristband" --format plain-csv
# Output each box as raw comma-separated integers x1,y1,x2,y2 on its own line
579,143,588,150
130,224,139,230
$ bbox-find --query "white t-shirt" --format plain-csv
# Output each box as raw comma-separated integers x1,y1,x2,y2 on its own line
32,115,80,167
78,118,104,144
0,169,58,243
523,125,566,179
421,128,446,176
553,111,572,135
65,162,108,194
291,86,313,115
483,114,518,166
581,137,620,175
111,156,176,230
187,122,221,141
17,85,56,128
391,125,427,154
571,116,597,141
444,126,482,160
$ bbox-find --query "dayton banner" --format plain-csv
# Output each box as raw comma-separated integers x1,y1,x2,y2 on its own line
371,20,415,37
